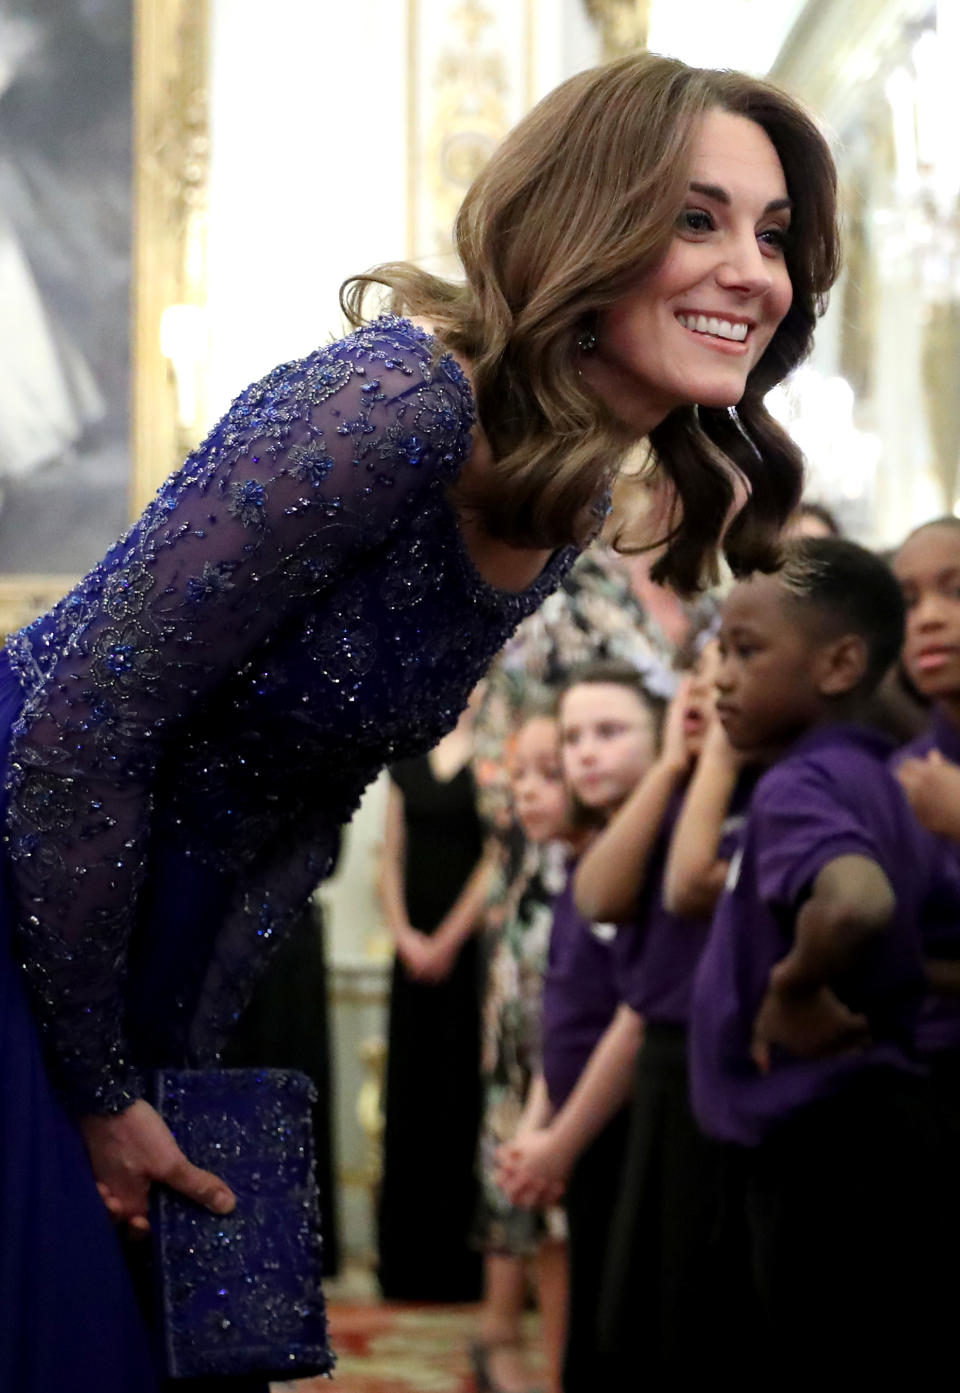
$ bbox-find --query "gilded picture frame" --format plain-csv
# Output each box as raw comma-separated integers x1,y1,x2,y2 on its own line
0,0,209,636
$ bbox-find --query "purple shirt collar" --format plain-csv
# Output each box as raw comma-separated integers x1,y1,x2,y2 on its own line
785,721,898,763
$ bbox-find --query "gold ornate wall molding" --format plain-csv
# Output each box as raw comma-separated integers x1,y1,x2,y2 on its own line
132,0,211,510
583,0,649,59
0,0,210,639
407,0,537,263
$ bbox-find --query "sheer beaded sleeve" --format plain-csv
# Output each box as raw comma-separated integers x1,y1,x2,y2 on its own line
4,318,475,1114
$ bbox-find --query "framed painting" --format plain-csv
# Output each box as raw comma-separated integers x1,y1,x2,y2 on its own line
0,0,209,634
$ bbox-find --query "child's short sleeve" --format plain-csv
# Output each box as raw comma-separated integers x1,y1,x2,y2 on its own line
751,761,881,912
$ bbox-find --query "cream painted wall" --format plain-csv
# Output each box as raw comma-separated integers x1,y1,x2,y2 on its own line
648,0,807,73
206,0,409,419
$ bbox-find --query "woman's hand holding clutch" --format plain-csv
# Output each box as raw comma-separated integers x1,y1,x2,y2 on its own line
80,1098,236,1236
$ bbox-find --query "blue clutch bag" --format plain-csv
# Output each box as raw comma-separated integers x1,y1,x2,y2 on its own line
149,1066,335,1381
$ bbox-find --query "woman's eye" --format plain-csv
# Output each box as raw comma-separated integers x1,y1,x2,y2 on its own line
677,208,713,235
759,226,790,254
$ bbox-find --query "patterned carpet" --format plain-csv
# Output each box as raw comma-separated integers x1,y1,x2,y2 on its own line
319,1302,480,1391
273,1279,544,1392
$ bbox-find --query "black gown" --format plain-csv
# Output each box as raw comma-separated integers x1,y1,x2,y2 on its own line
377,754,484,1301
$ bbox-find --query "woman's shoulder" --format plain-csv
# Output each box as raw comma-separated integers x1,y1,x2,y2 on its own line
217,315,476,447
327,314,476,418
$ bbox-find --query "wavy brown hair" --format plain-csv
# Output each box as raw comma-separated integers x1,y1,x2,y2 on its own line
341,53,840,593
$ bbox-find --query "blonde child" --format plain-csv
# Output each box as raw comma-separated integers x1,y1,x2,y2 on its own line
474,711,573,1393
497,662,662,1390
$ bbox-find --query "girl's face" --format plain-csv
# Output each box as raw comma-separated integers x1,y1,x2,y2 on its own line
560,682,658,813
583,109,793,434
509,716,567,843
895,524,960,700
682,639,721,755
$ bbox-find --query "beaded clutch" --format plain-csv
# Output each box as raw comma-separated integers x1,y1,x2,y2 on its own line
149,1067,335,1381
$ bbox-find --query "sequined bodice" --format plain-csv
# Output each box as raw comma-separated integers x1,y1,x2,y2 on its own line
3,317,576,1112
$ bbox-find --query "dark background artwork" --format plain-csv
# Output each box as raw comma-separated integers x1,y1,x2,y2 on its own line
0,0,132,575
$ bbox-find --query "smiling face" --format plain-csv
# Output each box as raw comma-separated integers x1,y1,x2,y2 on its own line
895,523,960,704
559,682,658,814
583,108,794,433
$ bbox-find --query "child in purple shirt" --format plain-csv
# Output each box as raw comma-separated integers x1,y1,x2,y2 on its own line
691,537,959,1386
893,517,960,1138
498,662,661,1392
577,641,759,1386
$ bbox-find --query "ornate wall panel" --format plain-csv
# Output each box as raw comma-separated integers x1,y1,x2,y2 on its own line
406,0,538,263
132,0,210,508
584,0,649,58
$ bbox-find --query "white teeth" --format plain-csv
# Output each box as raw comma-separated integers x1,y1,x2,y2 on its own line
677,313,749,342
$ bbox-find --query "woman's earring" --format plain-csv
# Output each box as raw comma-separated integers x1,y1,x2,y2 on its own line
577,328,598,353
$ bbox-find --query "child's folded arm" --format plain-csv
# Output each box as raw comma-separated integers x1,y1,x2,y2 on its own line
574,757,685,922
663,721,741,918
574,682,693,923
772,854,896,995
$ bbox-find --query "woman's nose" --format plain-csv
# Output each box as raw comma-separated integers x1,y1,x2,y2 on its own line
715,232,772,296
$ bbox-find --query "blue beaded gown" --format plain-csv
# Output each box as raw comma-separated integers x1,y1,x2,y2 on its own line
0,316,577,1391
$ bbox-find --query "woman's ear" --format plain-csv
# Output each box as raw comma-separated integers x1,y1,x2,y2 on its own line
817,634,869,697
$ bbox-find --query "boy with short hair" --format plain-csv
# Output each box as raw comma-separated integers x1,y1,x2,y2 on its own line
691,538,959,1388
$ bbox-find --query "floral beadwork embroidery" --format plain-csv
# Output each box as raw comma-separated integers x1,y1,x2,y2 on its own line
3,316,577,1113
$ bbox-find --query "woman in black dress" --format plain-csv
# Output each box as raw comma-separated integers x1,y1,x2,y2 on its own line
378,697,491,1300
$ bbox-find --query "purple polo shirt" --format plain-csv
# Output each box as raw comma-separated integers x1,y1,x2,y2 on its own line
616,775,755,1027
541,864,621,1109
893,709,960,1054
690,724,960,1148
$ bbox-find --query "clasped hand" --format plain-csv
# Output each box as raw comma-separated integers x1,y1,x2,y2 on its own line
395,926,457,983
494,1129,569,1209
80,1098,236,1237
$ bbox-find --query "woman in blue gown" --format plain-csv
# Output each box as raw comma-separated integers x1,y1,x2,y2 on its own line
0,53,839,1391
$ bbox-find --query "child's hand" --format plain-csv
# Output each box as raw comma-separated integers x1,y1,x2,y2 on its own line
494,1130,570,1209
661,677,694,774
897,751,960,839
702,710,771,772
700,713,747,771
751,977,871,1073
